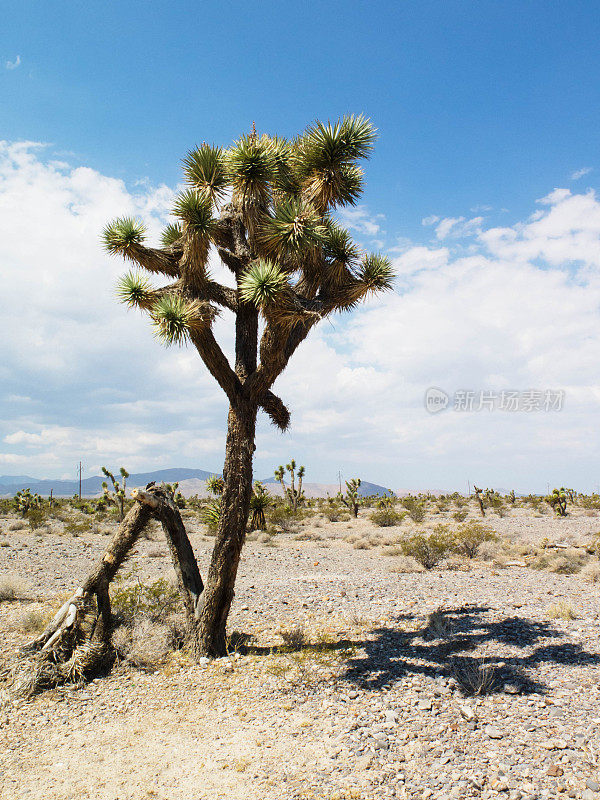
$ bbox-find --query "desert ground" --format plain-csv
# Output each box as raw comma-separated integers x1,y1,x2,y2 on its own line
1,498,599,800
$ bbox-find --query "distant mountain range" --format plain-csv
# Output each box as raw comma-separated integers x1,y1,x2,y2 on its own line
0,469,394,499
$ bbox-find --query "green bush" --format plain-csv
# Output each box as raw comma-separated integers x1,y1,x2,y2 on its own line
27,507,48,531
402,497,426,522
399,527,454,569
111,579,181,622
268,504,303,531
370,508,403,527
452,509,468,523
452,522,497,558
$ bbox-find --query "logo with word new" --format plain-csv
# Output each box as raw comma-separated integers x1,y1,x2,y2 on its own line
424,387,449,414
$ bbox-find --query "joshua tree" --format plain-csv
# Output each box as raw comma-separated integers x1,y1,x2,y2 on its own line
13,488,43,516
341,477,361,517
275,459,305,510
101,466,129,522
100,115,393,656
473,485,485,517
249,481,271,530
546,487,568,517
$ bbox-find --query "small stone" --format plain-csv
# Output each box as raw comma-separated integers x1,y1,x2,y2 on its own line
485,725,503,739
586,779,600,792
198,657,209,666
417,699,432,711
582,791,596,800
547,765,564,777
459,704,476,721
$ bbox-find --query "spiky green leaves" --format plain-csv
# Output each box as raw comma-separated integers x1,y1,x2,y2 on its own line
323,221,360,268
172,191,215,237
183,145,228,205
358,254,395,293
296,115,375,210
102,217,146,257
116,271,154,309
239,260,288,308
160,223,183,248
224,135,276,205
151,295,213,346
259,198,327,258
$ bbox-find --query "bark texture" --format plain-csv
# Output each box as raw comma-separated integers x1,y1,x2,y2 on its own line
194,401,257,656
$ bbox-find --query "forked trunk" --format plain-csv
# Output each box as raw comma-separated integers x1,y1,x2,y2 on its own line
194,400,257,656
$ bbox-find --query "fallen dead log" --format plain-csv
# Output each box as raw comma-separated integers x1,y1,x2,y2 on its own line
4,484,203,697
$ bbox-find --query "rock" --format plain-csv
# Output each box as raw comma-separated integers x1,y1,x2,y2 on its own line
547,765,564,777
582,791,596,800
417,699,432,711
586,779,600,792
458,704,476,721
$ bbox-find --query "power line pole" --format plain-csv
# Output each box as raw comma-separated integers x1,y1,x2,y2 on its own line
78,462,83,499
338,470,342,495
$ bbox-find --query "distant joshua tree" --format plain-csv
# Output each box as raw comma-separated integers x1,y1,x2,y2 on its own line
275,459,305,511
13,116,394,686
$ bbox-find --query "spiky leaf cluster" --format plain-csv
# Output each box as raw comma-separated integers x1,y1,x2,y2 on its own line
183,145,228,205
102,218,146,257
151,295,211,347
239,260,288,308
116,271,154,309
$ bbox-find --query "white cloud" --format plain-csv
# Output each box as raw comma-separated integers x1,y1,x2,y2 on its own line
5,55,21,70
1,143,600,492
435,215,483,240
571,167,592,180
336,205,383,237
421,215,439,226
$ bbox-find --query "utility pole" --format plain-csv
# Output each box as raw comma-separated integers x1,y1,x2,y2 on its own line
78,462,83,499
338,470,342,495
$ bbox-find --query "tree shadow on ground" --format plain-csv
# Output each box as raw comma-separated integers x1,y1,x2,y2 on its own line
234,604,600,696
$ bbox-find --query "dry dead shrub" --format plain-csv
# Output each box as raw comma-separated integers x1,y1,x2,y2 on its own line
280,626,307,649
0,574,33,601
147,547,166,558
388,555,424,573
112,617,181,669
8,520,27,532
531,550,587,574
294,530,323,541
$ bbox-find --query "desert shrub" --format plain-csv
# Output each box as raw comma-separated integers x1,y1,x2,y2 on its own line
268,504,302,532
64,519,93,536
199,499,221,533
111,579,181,622
8,520,27,532
402,497,426,522
399,527,454,569
324,507,343,522
452,522,498,558
452,509,469,523
370,507,403,527
27,507,48,531
0,574,32,601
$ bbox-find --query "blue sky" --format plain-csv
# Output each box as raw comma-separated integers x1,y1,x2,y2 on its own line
2,1,600,491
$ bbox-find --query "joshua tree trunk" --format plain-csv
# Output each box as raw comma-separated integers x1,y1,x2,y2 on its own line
194,400,257,656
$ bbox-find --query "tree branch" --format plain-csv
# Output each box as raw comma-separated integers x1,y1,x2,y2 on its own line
127,243,181,278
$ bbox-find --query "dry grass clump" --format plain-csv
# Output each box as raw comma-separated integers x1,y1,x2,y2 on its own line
580,561,600,583
8,520,27,532
547,601,575,620
18,608,49,633
294,530,324,541
0,573,33,601
426,608,452,638
450,656,498,696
